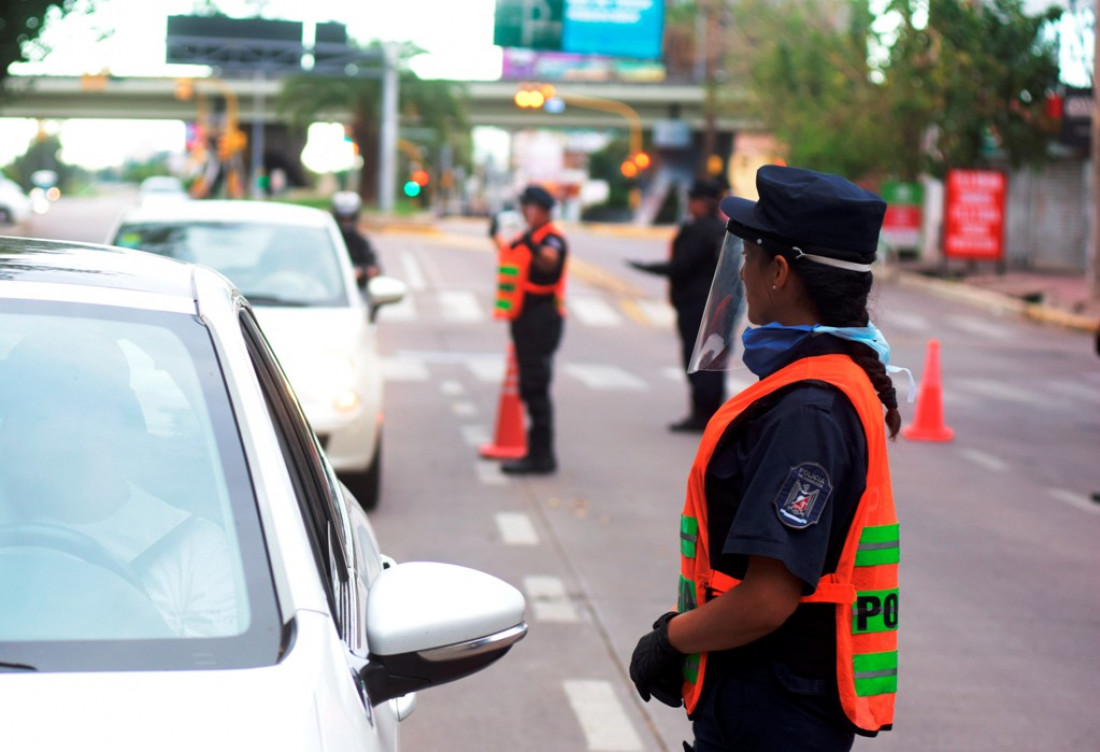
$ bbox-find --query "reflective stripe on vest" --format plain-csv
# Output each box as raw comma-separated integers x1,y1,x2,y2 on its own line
676,354,899,734
493,223,566,320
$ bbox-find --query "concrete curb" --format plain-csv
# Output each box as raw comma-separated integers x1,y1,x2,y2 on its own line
884,267,1100,334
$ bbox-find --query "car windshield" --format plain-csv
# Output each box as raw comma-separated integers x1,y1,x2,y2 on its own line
113,221,349,307
0,300,280,672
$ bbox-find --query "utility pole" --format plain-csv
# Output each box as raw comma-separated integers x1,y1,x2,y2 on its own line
378,42,399,214
1091,0,1100,298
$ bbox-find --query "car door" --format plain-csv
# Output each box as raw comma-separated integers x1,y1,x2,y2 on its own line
239,307,399,751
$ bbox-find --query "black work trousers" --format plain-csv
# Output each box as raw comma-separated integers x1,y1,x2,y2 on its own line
690,661,855,751
677,299,726,420
510,301,563,460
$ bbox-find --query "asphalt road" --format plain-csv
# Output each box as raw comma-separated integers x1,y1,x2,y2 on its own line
14,194,1100,752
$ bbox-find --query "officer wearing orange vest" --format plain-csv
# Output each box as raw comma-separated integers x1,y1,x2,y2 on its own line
489,185,568,474
629,166,902,750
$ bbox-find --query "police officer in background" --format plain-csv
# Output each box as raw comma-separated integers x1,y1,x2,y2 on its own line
489,185,568,474
629,166,902,751
332,191,381,286
628,177,728,432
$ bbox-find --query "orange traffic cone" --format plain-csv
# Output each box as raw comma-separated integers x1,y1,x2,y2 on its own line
480,344,528,459
902,338,955,442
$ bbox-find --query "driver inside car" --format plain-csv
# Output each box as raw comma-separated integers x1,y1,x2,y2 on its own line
0,334,238,638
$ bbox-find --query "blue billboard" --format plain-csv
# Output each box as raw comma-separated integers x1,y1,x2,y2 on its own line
494,0,664,60
562,0,664,59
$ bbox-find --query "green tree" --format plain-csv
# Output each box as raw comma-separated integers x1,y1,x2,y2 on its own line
7,132,74,189
914,0,1062,178
726,0,1062,182
0,1,89,91
277,43,470,207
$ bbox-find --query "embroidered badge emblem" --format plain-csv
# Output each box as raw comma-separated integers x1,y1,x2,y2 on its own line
774,462,832,528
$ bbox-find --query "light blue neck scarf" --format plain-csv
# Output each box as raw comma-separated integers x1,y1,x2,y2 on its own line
741,322,915,401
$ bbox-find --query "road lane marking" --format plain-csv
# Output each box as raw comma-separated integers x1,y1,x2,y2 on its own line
400,252,426,291
465,357,508,383
1048,379,1100,405
562,680,644,752
441,380,464,395
461,424,490,447
451,400,477,416
495,512,539,545
631,299,675,328
1048,488,1100,515
568,296,624,327
476,460,508,486
524,576,580,623
954,378,1059,406
880,310,931,332
380,356,430,382
960,448,1008,472
947,314,1013,340
564,363,648,391
439,290,486,322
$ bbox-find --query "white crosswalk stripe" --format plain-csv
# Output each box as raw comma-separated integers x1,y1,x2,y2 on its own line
524,576,581,623
633,299,675,328
562,680,644,751
380,356,430,382
947,314,1014,340
400,252,426,291
568,296,624,327
438,289,486,322
564,363,648,391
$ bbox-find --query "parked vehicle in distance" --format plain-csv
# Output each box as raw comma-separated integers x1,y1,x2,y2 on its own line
0,238,526,751
0,177,32,225
107,200,406,510
137,175,190,206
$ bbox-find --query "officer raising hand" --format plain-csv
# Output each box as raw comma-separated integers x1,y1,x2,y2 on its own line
489,185,568,475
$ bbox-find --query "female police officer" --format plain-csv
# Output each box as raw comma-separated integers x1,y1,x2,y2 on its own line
629,165,903,751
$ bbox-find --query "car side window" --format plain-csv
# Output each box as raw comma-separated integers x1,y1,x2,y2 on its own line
239,308,355,636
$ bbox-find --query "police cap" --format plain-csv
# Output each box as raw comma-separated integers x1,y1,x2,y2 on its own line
518,184,555,211
720,165,885,266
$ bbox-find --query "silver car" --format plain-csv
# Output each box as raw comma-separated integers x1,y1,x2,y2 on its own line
0,238,526,750
107,200,405,510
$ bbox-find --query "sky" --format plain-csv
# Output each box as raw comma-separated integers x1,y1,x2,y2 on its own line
1,0,504,169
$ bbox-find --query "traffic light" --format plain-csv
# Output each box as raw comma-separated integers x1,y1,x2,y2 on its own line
403,167,430,198
620,151,651,178
514,82,556,109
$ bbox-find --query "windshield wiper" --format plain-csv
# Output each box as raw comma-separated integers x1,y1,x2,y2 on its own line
0,661,37,672
243,294,310,307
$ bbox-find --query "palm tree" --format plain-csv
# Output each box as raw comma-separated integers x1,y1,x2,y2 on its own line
277,42,471,207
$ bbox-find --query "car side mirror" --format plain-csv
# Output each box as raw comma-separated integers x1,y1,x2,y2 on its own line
368,275,406,308
360,562,527,706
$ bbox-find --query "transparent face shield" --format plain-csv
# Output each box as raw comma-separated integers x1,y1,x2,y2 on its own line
688,232,747,373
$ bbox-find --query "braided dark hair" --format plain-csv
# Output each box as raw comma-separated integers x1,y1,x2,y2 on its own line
780,252,901,439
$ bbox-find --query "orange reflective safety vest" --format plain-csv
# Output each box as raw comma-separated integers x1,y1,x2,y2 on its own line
677,354,898,734
493,223,567,320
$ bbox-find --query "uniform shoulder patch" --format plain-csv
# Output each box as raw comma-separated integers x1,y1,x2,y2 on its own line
773,462,833,529
542,235,564,251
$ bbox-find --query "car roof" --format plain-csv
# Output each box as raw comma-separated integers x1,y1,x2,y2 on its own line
0,235,207,303
117,199,334,228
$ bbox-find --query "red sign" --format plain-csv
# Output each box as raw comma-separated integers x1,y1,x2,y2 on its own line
943,169,1007,261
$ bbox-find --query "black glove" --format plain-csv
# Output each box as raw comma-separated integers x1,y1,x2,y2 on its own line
629,611,684,707
627,259,649,271
488,215,499,238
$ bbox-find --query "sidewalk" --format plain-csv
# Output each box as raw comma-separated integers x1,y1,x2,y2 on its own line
881,260,1100,335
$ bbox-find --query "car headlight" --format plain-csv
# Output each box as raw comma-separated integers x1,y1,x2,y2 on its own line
298,350,362,414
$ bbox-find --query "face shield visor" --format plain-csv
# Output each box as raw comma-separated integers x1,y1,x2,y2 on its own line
688,231,747,373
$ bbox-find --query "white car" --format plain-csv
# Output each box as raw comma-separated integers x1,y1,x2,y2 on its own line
0,238,526,750
0,177,32,225
108,200,405,510
138,175,190,206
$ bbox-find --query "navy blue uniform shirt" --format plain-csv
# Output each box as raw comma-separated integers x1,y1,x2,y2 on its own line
705,337,868,679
